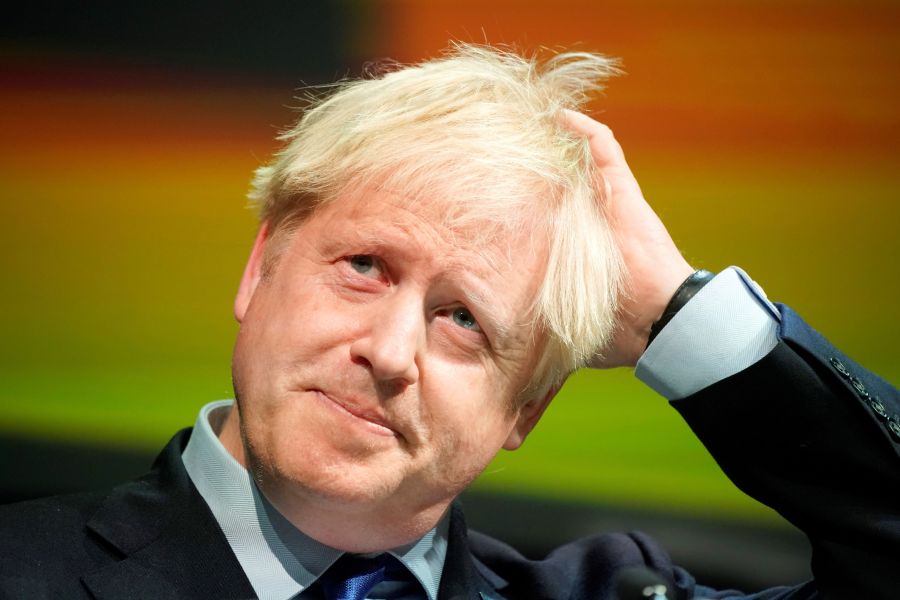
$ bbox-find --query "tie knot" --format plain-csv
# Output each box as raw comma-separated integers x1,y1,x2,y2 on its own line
319,553,403,600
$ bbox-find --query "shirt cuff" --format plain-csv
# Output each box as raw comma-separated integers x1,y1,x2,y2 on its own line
634,266,781,400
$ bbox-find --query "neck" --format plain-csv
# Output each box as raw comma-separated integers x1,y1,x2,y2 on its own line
261,479,448,553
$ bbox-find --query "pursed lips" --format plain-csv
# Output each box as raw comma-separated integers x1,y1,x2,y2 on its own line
313,389,400,438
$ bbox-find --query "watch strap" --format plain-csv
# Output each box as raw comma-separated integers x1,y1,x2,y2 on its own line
647,269,716,348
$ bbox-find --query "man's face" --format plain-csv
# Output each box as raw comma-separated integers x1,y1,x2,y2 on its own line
229,187,551,536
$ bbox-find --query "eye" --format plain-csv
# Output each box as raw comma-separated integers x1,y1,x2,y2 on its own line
347,255,382,278
451,307,481,332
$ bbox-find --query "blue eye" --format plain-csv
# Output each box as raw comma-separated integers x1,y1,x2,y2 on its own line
349,255,376,275
452,307,480,331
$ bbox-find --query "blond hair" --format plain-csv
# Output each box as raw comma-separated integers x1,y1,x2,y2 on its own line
249,43,623,399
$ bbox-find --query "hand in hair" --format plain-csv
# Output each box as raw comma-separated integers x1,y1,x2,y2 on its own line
562,110,694,369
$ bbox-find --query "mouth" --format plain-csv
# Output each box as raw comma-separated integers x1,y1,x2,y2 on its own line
312,389,399,438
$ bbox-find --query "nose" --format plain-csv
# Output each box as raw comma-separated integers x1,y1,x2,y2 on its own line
349,293,423,387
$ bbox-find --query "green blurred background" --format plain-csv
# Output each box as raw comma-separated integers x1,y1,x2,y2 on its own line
2,0,898,589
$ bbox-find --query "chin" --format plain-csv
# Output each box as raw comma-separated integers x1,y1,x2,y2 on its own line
258,439,408,508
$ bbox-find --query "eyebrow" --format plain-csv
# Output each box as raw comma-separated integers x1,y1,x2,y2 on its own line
324,221,416,257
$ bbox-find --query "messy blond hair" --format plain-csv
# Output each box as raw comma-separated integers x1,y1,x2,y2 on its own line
249,43,623,399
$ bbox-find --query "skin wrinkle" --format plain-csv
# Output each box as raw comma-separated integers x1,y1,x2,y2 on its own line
304,189,533,360
281,344,426,451
350,205,532,376
384,182,554,367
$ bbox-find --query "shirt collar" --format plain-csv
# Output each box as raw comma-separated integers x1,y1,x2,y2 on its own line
182,400,447,600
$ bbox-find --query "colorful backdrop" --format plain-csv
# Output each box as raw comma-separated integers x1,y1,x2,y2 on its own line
2,0,898,538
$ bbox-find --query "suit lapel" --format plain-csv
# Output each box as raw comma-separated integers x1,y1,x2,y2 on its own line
438,504,508,600
81,429,256,600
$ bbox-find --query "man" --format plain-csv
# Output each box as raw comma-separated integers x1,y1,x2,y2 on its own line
1,44,898,599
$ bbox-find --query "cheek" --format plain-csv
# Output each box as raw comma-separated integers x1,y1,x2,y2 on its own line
231,287,347,443
420,362,519,473
240,280,347,362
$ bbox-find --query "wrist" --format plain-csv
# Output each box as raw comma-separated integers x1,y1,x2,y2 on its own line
646,269,716,348
592,261,695,369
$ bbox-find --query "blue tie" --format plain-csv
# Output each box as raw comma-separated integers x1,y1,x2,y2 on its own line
319,553,401,600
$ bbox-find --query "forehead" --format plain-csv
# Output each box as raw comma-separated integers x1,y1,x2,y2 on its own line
313,186,544,265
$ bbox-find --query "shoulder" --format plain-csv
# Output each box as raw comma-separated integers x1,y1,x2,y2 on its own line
0,488,106,533
0,430,192,582
0,489,113,590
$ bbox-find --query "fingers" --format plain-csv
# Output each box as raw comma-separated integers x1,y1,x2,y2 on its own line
562,109,643,205
561,109,626,167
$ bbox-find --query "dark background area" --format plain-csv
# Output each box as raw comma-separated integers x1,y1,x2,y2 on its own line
4,1,365,81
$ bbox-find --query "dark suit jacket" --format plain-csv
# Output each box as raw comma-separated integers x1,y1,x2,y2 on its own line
1,306,898,599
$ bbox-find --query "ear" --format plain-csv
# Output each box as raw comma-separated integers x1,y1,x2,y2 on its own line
234,221,271,323
502,384,561,451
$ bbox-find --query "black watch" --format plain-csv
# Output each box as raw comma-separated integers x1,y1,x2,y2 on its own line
646,269,716,348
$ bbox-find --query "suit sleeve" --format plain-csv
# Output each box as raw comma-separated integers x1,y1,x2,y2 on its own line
670,304,900,599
